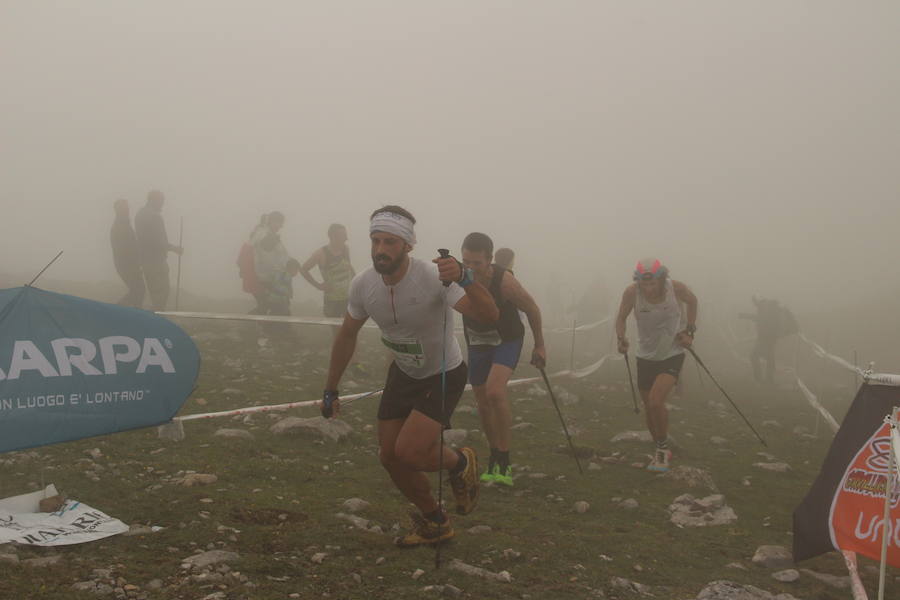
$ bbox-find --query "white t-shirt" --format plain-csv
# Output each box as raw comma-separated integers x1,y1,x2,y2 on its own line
347,257,466,379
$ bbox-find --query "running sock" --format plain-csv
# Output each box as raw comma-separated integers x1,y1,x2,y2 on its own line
449,448,467,476
424,508,447,524
488,447,499,471
497,450,510,472
656,437,670,451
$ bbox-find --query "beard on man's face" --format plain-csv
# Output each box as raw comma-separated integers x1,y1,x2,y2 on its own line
372,252,405,275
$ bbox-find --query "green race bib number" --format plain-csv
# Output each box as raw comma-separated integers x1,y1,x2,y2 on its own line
382,336,426,369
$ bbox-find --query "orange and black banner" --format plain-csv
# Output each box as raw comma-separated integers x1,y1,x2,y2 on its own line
793,384,900,566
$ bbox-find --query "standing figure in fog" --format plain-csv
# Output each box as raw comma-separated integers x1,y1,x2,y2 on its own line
135,190,183,311
110,198,145,308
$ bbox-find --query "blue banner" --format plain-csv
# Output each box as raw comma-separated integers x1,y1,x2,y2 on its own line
0,286,199,453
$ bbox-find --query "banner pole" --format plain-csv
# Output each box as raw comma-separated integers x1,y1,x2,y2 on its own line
841,550,869,600
877,407,898,600
175,217,184,311
569,319,576,373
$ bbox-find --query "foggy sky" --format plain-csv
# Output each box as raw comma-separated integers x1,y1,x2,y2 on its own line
2,1,898,314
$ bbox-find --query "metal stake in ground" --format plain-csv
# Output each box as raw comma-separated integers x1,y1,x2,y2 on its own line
686,347,768,447
538,368,584,475
623,353,640,414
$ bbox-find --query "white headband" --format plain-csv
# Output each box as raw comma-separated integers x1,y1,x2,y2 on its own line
370,211,416,245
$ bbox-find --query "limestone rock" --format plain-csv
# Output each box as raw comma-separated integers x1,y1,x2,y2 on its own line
772,569,799,583
270,417,353,442
182,550,240,569
443,429,467,447
181,473,218,487
799,568,849,589
751,546,792,569
669,494,737,527
213,428,254,441
22,555,63,567
448,559,511,583
610,577,654,596
753,462,791,473
342,498,370,513
695,580,801,599
467,525,492,534
661,466,719,492
611,430,653,443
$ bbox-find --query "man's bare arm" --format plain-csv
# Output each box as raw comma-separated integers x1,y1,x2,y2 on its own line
325,313,368,391
502,272,544,349
673,281,698,329
300,249,326,291
615,285,636,340
453,283,499,324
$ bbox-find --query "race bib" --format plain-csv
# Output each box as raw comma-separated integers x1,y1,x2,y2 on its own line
466,326,502,347
381,336,426,369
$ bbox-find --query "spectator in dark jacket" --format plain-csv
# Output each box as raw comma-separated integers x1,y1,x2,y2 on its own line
740,296,799,384
110,199,145,308
135,190,182,311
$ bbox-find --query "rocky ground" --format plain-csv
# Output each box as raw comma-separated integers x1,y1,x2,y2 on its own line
0,318,896,599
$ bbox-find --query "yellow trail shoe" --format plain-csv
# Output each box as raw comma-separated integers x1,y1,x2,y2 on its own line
394,511,454,547
449,447,480,515
479,464,497,483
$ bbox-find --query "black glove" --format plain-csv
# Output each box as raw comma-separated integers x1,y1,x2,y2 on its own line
321,390,339,418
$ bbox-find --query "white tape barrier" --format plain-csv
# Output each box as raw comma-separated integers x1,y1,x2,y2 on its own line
863,372,900,387
796,378,840,434
160,311,359,327
175,352,619,425
799,335,864,377
160,311,612,334
798,335,900,387
841,550,870,600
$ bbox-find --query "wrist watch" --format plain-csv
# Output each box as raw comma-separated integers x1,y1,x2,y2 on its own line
686,324,697,336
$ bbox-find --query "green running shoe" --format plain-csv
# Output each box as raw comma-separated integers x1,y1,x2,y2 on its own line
493,465,514,487
479,466,496,483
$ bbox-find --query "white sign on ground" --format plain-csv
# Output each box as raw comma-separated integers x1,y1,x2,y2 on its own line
0,485,128,546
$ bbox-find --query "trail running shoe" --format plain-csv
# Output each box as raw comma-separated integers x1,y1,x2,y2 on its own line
449,447,480,515
394,511,454,547
493,465,514,487
646,448,672,473
479,466,496,483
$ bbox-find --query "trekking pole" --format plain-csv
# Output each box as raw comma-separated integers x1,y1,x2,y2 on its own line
623,353,640,414
695,359,706,389
538,368,584,475
686,347,768,447
435,248,452,568
175,217,184,311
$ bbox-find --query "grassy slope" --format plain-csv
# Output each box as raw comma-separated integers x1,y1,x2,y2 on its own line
0,320,896,600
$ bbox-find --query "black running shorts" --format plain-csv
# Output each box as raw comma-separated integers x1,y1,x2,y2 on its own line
378,361,468,427
636,353,685,391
